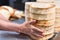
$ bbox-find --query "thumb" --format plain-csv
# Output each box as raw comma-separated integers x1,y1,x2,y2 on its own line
25,20,36,25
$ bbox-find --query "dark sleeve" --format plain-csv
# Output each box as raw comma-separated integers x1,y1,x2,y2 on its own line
0,0,9,6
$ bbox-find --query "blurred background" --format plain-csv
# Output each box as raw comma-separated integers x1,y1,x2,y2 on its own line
0,0,36,11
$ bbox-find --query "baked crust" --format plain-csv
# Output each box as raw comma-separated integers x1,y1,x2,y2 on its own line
1,6,14,16
0,7,10,19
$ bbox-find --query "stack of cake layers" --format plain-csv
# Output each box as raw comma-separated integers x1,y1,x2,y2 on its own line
54,2,60,32
25,2,55,40
25,2,32,21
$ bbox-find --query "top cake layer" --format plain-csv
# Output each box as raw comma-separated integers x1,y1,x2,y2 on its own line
30,3,55,9
29,2,55,14
37,0,54,3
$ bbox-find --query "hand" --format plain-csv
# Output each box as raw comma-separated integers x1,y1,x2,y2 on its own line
19,20,44,39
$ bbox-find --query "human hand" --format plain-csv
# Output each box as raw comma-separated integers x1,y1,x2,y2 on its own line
19,20,44,39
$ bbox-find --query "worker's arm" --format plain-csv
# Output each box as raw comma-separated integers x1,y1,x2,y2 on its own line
0,14,44,39
0,19,44,39
0,19,20,32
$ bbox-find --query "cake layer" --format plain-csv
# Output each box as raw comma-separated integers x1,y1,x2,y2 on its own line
25,2,32,20
55,27,60,32
30,13,55,20
25,2,34,10
26,17,55,26
55,18,60,22
37,0,54,3
30,33,54,40
55,18,60,28
55,8,60,17
54,2,60,17
55,23,60,28
30,3,55,9
35,25,54,35
34,20,55,26
29,2,55,14
30,7,55,15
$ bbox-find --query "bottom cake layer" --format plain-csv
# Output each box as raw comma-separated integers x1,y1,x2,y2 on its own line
30,33,54,40
34,25,54,35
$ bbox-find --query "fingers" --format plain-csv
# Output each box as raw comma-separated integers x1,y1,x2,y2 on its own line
29,20,36,24
23,20,44,39
25,20,36,25
32,28,44,37
31,25,44,37
29,28,44,40
32,32,44,38
32,25,44,33
29,33,43,40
